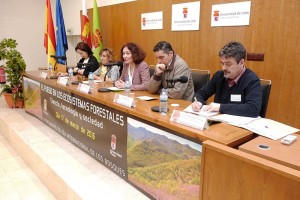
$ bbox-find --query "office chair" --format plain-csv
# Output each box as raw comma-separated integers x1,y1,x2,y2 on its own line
260,79,272,118
191,69,210,92
149,65,155,77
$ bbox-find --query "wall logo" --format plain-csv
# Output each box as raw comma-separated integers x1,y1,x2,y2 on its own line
111,134,116,150
142,17,146,26
183,7,188,18
213,10,220,21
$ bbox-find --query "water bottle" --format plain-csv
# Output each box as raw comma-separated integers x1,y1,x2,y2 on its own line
159,89,168,115
48,63,53,77
124,77,131,96
88,72,94,93
68,67,73,85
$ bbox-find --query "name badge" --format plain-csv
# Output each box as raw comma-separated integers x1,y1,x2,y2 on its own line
77,83,90,94
170,110,208,130
231,94,241,102
113,93,134,108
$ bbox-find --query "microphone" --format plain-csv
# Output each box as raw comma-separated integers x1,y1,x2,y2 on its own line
77,63,93,67
166,76,188,83
103,61,123,67
51,55,67,60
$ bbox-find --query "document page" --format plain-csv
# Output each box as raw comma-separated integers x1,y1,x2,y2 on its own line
183,104,219,117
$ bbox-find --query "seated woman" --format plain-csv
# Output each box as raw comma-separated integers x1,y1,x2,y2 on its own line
93,48,120,82
114,42,150,90
58,42,98,77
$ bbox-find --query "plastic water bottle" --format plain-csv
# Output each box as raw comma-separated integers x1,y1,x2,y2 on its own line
124,77,131,96
88,72,94,93
159,88,168,115
68,67,73,85
48,63,53,77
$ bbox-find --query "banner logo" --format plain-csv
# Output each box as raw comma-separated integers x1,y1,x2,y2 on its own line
111,134,116,150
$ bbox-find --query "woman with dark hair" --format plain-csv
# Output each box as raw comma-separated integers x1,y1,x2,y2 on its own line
114,42,150,90
73,42,99,77
58,42,99,77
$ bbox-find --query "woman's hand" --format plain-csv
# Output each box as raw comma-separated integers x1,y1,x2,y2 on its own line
114,79,125,88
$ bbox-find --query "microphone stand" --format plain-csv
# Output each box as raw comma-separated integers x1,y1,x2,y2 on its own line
98,66,113,92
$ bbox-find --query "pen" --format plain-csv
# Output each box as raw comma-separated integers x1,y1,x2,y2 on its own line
194,96,198,102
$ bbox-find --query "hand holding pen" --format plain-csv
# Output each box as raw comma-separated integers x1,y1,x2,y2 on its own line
192,97,202,112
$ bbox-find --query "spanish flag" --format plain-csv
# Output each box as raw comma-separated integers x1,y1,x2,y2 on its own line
44,0,56,68
81,0,92,48
92,0,103,62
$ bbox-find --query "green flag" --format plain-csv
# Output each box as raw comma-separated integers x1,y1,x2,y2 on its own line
92,0,103,62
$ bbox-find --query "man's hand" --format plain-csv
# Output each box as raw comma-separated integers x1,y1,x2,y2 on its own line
192,101,202,112
155,63,166,76
203,102,220,112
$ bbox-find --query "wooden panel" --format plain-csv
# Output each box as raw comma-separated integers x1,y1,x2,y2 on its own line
239,134,300,171
86,0,300,128
200,140,300,200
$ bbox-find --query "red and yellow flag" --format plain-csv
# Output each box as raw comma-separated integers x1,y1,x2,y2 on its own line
44,0,56,68
81,0,92,48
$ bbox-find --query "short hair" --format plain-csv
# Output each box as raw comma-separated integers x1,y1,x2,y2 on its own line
100,47,115,63
120,42,146,64
219,41,246,63
75,42,93,56
153,41,174,54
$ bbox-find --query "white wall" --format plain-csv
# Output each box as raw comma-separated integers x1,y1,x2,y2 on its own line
0,0,135,71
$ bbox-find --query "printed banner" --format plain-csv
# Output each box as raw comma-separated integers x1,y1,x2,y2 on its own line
211,1,251,27
171,1,200,31
141,11,163,30
40,82,128,179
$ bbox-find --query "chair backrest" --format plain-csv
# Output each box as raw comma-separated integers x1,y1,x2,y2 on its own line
149,65,155,77
191,69,210,92
260,79,272,118
56,63,67,73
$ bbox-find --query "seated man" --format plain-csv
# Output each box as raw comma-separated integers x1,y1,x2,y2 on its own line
148,41,194,101
192,41,261,117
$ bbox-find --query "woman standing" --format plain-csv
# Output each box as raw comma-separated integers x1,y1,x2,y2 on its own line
114,42,150,90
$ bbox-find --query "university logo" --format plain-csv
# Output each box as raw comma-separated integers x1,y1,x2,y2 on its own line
214,10,220,21
142,17,146,26
111,134,116,150
183,7,188,18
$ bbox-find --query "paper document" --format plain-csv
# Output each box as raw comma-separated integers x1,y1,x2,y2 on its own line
183,104,219,117
209,114,300,140
242,118,300,140
136,96,156,101
107,87,124,91
209,114,258,125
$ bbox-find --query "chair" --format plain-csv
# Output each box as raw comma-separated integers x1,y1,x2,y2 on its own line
191,69,210,92
260,79,272,118
149,65,155,77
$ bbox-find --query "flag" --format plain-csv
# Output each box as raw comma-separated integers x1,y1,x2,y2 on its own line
44,0,56,68
92,0,103,62
56,0,68,64
81,0,92,48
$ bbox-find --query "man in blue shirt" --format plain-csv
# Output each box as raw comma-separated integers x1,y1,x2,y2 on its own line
192,41,261,117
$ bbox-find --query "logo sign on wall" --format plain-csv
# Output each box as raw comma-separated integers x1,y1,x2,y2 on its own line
171,1,200,31
141,11,163,30
211,1,251,27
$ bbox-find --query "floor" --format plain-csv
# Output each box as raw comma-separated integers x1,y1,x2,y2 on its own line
0,104,56,200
